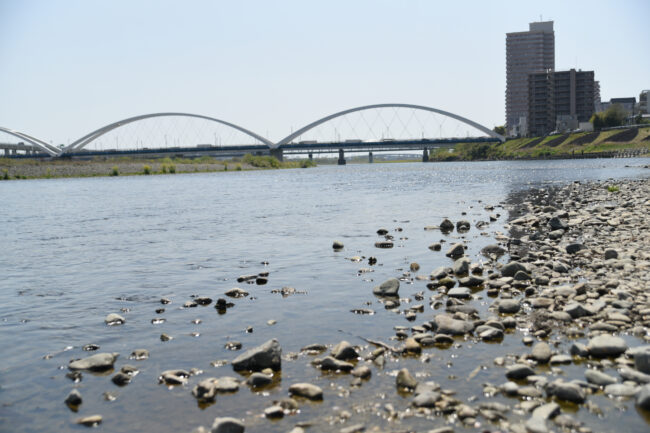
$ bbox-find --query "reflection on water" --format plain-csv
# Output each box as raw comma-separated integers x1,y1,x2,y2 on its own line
0,159,648,433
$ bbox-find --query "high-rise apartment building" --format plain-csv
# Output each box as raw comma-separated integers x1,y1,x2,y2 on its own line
506,21,555,136
528,69,595,136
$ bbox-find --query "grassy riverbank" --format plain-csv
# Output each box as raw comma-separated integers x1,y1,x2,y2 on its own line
0,154,316,180
431,126,650,161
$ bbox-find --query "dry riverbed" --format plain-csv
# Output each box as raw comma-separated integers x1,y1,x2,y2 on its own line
59,177,650,433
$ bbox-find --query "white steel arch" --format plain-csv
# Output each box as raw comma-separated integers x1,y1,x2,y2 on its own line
0,127,61,156
61,112,274,154
274,103,505,148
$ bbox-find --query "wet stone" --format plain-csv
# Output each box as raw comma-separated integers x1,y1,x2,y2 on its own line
372,278,400,297
211,417,245,433
105,313,125,325
289,383,323,400
69,353,119,371
246,372,273,387
130,349,148,361
396,368,418,390
76,415,102,427
231,339,282,372
65,389,82,408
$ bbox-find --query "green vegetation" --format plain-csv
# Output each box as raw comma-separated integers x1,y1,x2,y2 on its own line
590,104,627,129
235,163,242,171
2,168,8,180
242,154,281,168
607,185,620,193
493,125,506,135
425,126,649,161
142,164,152,175
110,166,119,176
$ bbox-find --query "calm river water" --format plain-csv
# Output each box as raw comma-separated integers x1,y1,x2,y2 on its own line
1,159,649,433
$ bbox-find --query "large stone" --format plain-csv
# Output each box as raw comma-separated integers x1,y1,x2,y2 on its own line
564,303,591,319
531,342,552,363
396,368,418,390
211,417,245,433
637,384,650,410
433,314,474,335
214,376,240,392
65,389,82,407
587,335,628,357
546,381,585,404
319,356,354,372
585,369,617,386
506,364,535,380
289,383,323,400
331,341,359,360
532,402,559,419
69,353,119,371
498,299,520,314
412,391,441,407
373,278,400,297
445,243,465,259
634,348,650,374
192,378,218,401
565,243,584,254
604,383,638,397
447,287,471,298
453,257,471,275
440,218,455,232
548,217,567,230
501,262,526,277
481,244,506,257
105,313,125,325
231,339,281,371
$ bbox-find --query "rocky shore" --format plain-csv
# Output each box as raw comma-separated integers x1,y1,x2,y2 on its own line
60,177,650,433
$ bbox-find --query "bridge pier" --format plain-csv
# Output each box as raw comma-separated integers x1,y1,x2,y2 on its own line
422,147,429,162
308,152,313,161
337,148,346,165
368,152,373,163
270,148,283,162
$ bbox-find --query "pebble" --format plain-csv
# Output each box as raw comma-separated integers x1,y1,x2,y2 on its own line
65,389,82,407
76,415,102,427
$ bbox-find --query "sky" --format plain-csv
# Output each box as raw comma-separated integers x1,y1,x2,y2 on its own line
1,0,648,145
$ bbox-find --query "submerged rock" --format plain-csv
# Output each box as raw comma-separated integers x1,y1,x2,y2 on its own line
69,353,119,371
289,383,323,400
211,417,245,433
104,313,125,325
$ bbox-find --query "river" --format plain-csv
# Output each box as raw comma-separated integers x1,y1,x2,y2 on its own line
1,159,649,433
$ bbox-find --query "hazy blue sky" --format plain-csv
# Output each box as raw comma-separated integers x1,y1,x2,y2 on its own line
1,0,648,144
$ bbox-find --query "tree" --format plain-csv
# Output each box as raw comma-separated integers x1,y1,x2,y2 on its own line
591,104,627,129
493,125,506,135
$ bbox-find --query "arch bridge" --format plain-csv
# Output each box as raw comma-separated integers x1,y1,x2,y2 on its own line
1,104,504,162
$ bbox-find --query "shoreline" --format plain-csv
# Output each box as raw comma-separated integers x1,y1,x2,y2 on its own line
45,175,650,433
0,155,316,180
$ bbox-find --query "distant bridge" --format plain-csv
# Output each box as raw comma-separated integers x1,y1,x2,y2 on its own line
1,104,504,163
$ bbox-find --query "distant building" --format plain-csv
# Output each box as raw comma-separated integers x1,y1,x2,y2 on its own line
527,69,595,136
640,90,649,114
609,97,637,116
506,21,555,137
594,81,601,112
